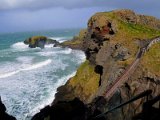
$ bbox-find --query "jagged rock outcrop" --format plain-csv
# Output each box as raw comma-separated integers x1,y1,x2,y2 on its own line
24,36,60,49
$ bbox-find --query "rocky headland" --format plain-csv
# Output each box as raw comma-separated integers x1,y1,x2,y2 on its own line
47,9,160,120
1,9,160,120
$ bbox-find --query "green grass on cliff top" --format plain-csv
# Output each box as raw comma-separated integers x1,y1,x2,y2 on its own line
95,11,160,75
59,11,160,104
142,43,160,76
90,11,160,76
29,36,47,44
68,60,100,103
118,20,160,75
64,11,160,76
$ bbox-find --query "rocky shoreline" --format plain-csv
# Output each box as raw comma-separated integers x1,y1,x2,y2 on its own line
1,9,160,120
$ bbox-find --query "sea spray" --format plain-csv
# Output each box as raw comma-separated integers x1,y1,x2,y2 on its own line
0,29,84,120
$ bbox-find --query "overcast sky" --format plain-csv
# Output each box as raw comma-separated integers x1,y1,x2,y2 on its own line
0,0,160,33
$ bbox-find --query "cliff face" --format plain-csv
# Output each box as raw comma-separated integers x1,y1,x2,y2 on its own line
32,9,160,120
86,10,160,120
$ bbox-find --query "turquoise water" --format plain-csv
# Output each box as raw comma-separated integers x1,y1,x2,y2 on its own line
0,29,86,120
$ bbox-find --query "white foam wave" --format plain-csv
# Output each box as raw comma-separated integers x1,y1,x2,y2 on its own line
49,37,66,41
49,37,72,43
37,48,72,57
23,59,52,71
60,48,72,54
11,42,28,50
70,50,86,64
0,70,20,79
58,40,66,43
16,56,34,64
37,51,54,57
75,50,86,62
28,71,77,117
0,59,52,79
45,44,54,48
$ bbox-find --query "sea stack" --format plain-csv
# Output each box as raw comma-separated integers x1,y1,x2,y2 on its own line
24,36,60,49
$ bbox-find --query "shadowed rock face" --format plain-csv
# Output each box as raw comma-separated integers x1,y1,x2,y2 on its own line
32,97,107,120
32,98,87,120
0,97,16,120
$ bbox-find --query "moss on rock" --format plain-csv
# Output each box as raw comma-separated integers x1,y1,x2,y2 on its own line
68,60,100,102
55,60,100,103
24,36,60,48
24,36,47,45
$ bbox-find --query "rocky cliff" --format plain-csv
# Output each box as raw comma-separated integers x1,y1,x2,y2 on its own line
8,9,159,120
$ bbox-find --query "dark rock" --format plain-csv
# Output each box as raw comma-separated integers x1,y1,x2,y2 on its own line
32,98,87,120
0,97,16,120
0,98,6,113
133,95,160,120
24,36,60,49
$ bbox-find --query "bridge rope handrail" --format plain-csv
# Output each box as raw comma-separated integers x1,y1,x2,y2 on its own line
94,90,152,119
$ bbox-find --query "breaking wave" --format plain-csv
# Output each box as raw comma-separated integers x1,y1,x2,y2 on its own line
11,42,28,50
0,59,52,79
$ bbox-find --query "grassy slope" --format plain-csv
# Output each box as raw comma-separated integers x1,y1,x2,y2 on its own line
67,60,100,103
120,21,160,75
104,12,160,74
142,43,160,76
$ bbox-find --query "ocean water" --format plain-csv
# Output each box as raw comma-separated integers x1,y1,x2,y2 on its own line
0,29,86,120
